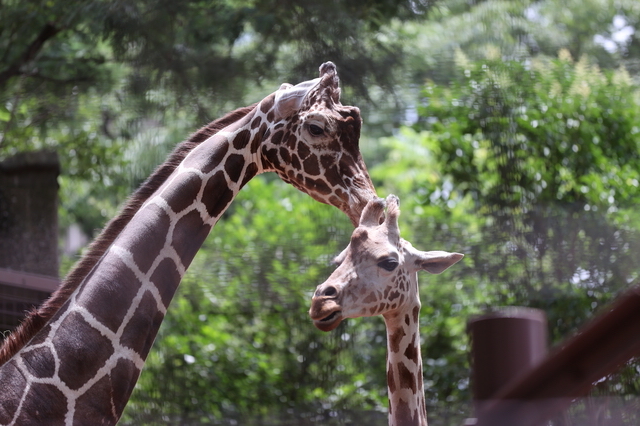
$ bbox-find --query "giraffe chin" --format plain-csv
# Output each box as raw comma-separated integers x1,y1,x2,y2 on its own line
313,311,343,332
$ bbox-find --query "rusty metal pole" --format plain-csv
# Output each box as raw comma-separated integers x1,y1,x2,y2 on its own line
467,307,548,420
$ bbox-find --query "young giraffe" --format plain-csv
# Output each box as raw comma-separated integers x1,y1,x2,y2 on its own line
309,195,463,426
0,62,378,425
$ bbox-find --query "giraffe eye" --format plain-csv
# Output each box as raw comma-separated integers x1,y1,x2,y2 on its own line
308,124,325,136
377,258,399,272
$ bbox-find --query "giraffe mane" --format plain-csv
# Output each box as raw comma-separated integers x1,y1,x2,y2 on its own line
0,104,257,366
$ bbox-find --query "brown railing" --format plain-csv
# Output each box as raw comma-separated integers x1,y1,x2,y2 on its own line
466,286,640,426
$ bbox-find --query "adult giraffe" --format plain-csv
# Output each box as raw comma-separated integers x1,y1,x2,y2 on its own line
310,195,463,426
0,62,377,425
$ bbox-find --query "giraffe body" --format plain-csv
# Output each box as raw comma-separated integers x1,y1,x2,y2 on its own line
309,195,463,426
0,62,377,425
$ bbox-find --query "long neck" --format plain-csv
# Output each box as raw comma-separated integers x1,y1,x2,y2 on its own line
0,108,265,425
383,296,427,426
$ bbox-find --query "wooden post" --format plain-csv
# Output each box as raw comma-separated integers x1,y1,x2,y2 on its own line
467,307,548,422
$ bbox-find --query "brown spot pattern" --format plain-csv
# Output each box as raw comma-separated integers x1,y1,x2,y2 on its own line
224,154,245,183
398,276,406,291
119,291,165,359
303,154,320,175
263,148,279,169
260,94,274,113
387,362,396,394
17,383,68,424
291,153,301,170
286,133,297,150
279,147,291,164
388,327,406,353
404,334,419,364
233,129,251,150
121,204,171,274
171,210,212,268
363,292,378,304
75,374,118,424
241,162,259,189
164,172,202,213
324,164,342,187
398,362,417,394
395,399,419,426
110,358,140,416
76,255,141,333
271,130,284,145
55,312,115,391
412,306,420,324
0,360,26,423
26,324,51,346
251,123,267,153
305,177,331,195
149,257,182,307
182,139,229,175
350,228,368,247
298,141,310,159
22,346,55,379
202,171,231,218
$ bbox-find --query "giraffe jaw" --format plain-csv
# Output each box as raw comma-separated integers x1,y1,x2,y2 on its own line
312,309,343,332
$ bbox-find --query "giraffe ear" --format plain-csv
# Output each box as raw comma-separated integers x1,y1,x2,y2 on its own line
407,247,464,274
274,78,320,119
333,246,349,265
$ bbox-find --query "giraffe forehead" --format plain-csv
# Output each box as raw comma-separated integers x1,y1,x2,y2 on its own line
300,109,333,121
303,83,339,107
350,226,399,253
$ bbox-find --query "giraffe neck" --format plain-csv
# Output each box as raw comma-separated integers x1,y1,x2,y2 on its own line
383,298,428,426
0,106,267,425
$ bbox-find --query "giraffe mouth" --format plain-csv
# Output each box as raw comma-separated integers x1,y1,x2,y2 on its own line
313,310,343,332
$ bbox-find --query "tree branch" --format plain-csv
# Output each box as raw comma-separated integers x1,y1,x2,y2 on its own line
0,23,61,88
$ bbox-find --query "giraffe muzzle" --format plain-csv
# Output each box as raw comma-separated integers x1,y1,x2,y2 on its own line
312,309,343,332
309,297,343,332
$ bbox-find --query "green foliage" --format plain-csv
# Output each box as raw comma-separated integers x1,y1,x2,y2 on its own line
369,51,640,418
397,0,640,85
420,51,640,211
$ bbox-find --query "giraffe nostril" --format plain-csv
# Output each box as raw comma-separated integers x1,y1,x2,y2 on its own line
322,286,338,297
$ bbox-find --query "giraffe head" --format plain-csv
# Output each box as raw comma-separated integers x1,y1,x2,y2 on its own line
258,62,377,226
309,195,464,331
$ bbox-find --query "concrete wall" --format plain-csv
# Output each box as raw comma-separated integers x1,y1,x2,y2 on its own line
0,150,60,277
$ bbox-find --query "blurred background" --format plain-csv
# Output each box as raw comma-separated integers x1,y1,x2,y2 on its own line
1,0,640,424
